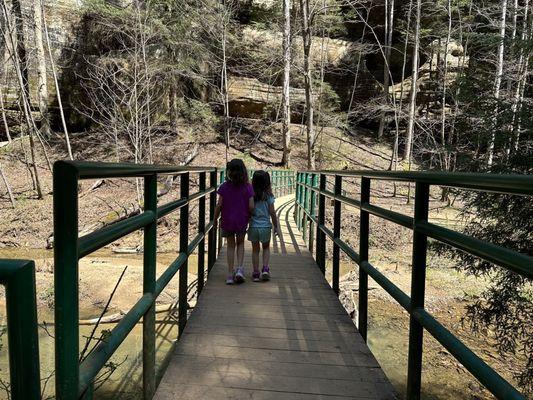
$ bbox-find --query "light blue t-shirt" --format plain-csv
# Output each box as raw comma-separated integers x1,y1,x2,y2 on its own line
250,195,275,228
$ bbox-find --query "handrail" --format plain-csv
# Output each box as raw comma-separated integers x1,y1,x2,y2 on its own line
53,160,295,400
295,170,531,400
298,169,533,195
0,259,41,400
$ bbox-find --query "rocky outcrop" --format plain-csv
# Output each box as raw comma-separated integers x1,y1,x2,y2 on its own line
0,0,82,108
227,76,306,119
392,39,468,99
235,26,382,117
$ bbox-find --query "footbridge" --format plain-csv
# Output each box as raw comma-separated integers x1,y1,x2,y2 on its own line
0,161,531,400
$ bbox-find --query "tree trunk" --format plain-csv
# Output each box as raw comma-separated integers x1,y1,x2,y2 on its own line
4,0,44,198
0,87,11,142
0,161,15,208
41,0,73,159
403,0,421,162
487,0,508,168
300,0,315,169
440,0,452,168
389,0,412,189
281,0,291,167
511,0,530,152
33,0,50,139
377,0,394,140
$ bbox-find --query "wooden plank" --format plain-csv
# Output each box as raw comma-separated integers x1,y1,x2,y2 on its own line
154,196,396,400
160,355,390,382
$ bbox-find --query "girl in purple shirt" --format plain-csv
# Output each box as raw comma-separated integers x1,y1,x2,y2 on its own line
214,159,254,284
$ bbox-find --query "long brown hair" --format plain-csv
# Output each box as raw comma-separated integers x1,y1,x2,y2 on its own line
226,159,249,186
252,170,273,201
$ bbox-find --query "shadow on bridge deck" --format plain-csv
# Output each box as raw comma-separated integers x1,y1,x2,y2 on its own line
154,196,396,399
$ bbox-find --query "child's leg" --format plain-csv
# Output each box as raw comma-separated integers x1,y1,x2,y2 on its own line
251,242,260,272
226,234,236,275
262,241,270,267
235,234,246,267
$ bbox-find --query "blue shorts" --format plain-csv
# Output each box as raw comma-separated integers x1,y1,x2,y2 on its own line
248,227,272,243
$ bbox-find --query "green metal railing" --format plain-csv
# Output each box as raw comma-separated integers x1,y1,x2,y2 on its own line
50,161,294,400
0,259,40,400
53,161,220,400
295,170,532,400
217,168,296,198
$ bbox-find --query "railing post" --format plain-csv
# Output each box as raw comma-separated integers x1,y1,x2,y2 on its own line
2,260,40,400
208,170,217,273
178,172,190,336
302,173,309,243
332,175,342,296
296,173,302,230
406,182,430,400
54,161,79,400
198,172,206,294
308,173,317,253
316,174,326,274
358,177,370,341
143,174,157,399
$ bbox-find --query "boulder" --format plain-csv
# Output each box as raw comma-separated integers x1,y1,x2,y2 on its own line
227,76,306,119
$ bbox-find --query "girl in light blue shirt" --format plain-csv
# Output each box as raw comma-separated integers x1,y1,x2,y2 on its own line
248,170,279,282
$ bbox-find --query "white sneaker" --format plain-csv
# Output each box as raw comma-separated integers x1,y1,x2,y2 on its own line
234,267,245,283
226,274,234,285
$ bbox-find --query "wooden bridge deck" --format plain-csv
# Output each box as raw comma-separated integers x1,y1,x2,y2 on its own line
154,196,395,400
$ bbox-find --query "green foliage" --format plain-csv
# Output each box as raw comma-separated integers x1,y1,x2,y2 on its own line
435,150,533,393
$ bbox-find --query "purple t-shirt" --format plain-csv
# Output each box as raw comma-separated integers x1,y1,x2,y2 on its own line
217,181,254,232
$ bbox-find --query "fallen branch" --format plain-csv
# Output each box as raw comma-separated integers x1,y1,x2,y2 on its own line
157,143,199,197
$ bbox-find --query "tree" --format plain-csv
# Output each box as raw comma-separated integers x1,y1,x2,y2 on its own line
404,0,421,162
33,0,50,138
377,0,394,141
300,0,316,169
281,0,291,167
487,0,508,167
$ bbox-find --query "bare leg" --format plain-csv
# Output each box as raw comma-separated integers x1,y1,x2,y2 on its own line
262,241,270,267
236,234,246,268
251,242,260,272
226,235,235,275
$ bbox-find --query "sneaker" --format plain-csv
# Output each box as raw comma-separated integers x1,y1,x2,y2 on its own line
234,267,245,283
226,274,234,285
261,266,270,281
252,271,261,282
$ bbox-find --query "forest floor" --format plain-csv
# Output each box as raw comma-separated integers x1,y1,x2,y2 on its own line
0,121,526,399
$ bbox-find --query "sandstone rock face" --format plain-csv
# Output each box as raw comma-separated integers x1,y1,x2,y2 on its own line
240,26,382,113
392,39,468,99
242,26,352,68
1,0,82,108
227,76,306,118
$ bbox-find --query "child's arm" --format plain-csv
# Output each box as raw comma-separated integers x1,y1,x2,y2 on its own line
269,203,279,235
248,197,255,215
214,195,223,226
